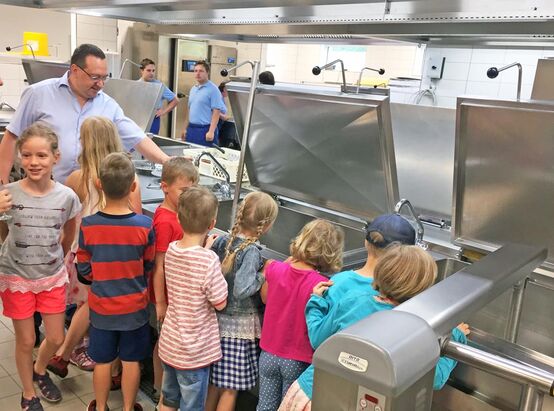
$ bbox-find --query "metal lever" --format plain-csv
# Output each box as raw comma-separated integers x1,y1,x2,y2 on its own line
312,59,347,93
118,59,142,79
487,62,522,101
6,43,35,59
356,67,385,93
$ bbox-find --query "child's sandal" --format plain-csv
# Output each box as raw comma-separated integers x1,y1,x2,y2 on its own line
32,370,62,403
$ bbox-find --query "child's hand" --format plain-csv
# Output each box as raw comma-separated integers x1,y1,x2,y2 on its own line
456,322,470,336
313,281,333,297
156,302,168,323
204,233,219,249
0,188,12,213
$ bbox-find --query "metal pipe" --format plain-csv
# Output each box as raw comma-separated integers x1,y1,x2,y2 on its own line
220,60,254,78
519,385,544,411
504,279,526,343
394,199,425,247
221,60,260,229
6,43,36,59
356,66,385,94
312,59,347,93
443,340,554,396
486,62,522,100
118,58,142,79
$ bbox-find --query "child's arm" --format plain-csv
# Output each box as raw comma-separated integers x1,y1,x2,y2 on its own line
205,258,229,311
61,217,78,256
259,259,274,304
233,247,265,299
0,221,7,242
433,326,469,390
130,175,142,214
153,251,168,322
305,288,337,349
76,228,93,284
143,228,156,276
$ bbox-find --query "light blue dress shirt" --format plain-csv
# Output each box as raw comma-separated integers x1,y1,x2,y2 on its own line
188,80,226,125
137,78,176,110
7,72,145,183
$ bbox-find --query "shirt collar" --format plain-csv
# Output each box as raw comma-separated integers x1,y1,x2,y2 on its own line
57,71,70,88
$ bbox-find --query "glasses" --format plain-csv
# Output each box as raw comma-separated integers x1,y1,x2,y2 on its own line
75,64,110,83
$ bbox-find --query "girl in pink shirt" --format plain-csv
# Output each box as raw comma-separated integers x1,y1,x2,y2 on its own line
257,219,344,411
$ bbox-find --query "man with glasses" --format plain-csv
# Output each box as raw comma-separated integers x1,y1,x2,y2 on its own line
0,43,169,184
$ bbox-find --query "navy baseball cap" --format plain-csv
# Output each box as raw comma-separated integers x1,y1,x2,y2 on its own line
365,213,416,247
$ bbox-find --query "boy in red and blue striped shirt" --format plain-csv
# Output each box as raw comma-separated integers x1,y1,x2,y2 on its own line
77,153,155,411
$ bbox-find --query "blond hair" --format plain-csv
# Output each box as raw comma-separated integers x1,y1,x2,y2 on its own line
221,192,278,274
161,157,199,185
373,245,437,303
177,186,218,234
290,219,344,273
99,153,135,200
78,116,123,209
18,122,59,154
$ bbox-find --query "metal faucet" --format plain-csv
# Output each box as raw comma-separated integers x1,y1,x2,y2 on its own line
195,152,232,199
356,67,385,94
394,199,426,249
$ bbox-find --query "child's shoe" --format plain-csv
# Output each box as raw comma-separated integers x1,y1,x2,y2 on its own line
32,370,62,403
46,355,69,378
86,399,110,411
21,395,43,411
69,346,96,371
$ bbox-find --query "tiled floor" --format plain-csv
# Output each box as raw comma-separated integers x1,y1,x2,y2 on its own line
0,308,156,411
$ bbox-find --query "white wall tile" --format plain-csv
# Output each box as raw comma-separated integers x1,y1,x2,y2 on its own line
471,48,506,64
77,22,103,40
441,62,470,81
440,47,473,63
503,49,542,65
436,96,457,108
433,80,467,97
465,81,500,98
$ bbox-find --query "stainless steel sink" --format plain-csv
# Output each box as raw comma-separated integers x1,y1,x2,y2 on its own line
435,258,469,282
215,199,367,270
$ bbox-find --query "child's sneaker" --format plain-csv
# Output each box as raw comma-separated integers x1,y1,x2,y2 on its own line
69,346,96,371
21,396,43,411
46,356,69,378
32,370,62,403
86,399,110,411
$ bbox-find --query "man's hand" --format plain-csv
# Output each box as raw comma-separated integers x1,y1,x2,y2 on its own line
456,322,470,336
155,108,164,118
206,130,215,142
313,280,334,297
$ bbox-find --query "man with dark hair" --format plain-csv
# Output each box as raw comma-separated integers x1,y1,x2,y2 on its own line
184,60,225,147
0,43,169,184
139,58,179,135
259,70,275,85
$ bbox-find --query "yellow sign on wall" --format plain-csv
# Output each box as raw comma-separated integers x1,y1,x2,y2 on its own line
22,32,49,56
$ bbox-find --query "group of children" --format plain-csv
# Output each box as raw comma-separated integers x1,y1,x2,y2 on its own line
0,117,469,411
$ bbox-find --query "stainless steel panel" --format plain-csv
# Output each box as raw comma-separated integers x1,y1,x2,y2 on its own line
215,198,367,271
21,60,69,84
227,82,399,221
103,78,163,132
209,45,237,105
391,103,456,222
531,59,554,101
173,39,208,141
453,97,554,269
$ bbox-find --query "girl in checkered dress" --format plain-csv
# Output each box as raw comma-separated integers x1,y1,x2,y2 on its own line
206,192,279,411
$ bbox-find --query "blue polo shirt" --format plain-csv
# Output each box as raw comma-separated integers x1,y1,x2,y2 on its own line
7,72,145,183
137,78,176,110
188,80,225,125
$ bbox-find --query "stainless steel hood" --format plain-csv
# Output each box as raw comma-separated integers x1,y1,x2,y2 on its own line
3,1,554,46
227,81,398,221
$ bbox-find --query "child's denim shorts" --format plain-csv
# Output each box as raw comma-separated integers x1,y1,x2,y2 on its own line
161,362,210,410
